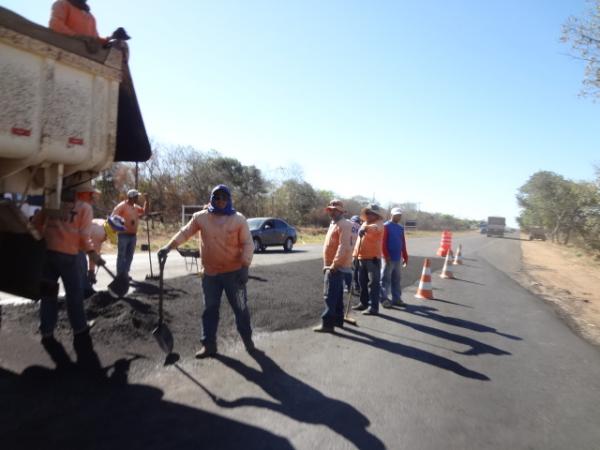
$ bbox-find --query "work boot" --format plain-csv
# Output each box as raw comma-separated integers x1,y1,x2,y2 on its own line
352,304,368,311
195,344,217,359
313,324,335,333
41,336,74,371
382,300,392,309
394,299,407,307
73,330,103,377
362,308,378,316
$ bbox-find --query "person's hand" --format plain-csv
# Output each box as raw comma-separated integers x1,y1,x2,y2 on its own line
158,246,171,262
353,258,359,270
88,251,105,266
402,260,408,268
111,27,131,41
358,228,366,238
238,266,249,285
87,270,97,285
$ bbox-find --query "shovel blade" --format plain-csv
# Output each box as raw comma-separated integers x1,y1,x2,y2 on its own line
108,273,129,298
152,323,174,354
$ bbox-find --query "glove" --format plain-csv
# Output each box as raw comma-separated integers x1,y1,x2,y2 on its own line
238,266,249,285
358,228,366,238
88,251,105,267
87,270,97,285
111,27,131,40
157,246,171,262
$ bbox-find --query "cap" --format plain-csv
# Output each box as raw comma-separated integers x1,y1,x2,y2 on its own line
325,199,345,213
127,189,140,199
360,203,385,219
107,215,126,232
350,215,361,224
390,207,403,216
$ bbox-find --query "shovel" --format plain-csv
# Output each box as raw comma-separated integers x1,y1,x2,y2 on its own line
99,265,129,298
344,285,358,326
152,253,173,354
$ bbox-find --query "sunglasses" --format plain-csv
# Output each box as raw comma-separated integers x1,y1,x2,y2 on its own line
213,194,229,201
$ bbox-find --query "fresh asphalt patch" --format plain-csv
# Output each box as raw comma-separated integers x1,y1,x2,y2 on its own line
1,255,446,358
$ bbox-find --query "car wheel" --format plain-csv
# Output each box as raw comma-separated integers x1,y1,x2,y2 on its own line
283,237,293,252
253,238,263,253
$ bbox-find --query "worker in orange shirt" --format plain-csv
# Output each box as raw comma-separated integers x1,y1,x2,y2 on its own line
158,185,254,358
112,189,150,278
352,204,386,315
313,200,354,333
33,182,104,370
49,1,130,52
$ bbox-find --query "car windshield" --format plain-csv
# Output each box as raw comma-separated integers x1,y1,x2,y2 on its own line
247,218,264,229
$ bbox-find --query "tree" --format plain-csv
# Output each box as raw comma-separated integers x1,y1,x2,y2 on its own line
562,0,600,98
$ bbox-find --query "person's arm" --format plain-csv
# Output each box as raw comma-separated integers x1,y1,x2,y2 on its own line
142,194,150,216
401,231,408,266
239,217,254,268
382,226,390,260
159,213,201,257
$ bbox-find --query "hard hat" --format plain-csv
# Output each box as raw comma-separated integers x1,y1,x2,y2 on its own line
107,215,126,232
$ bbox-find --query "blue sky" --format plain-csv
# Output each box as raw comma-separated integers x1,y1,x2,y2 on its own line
6,1,599,226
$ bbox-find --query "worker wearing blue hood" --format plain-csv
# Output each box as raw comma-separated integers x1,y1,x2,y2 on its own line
158,184,255,358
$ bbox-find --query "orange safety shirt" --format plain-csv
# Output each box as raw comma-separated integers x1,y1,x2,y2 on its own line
33,200,93,255
49,0,101,38
353,220,384,260
171,210,253,276
323,218,354,270
88,218,107,270
112,201,145,235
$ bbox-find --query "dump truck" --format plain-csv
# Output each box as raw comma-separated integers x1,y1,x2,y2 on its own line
0,7,151,301
486,216,506,237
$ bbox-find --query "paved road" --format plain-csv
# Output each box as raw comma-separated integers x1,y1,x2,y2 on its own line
2,232,600,449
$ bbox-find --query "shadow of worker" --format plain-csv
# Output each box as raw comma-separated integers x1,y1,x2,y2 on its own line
215,350,385,450
0,353,293,450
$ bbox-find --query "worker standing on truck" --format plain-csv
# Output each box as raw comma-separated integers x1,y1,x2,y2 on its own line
32,183,105,371
112,189,149,278
49,0,104,41
157,185,255,358
380,208,408,308
313,200,354,333
352,204,386,316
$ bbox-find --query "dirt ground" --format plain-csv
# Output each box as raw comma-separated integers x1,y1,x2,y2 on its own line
520,236,600,347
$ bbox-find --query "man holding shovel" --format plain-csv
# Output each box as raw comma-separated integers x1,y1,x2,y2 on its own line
158,185,254,358
313,200,354,333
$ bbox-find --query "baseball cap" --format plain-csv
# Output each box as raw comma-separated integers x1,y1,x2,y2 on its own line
127,189,140,198
390,207,403,216
361,203,385,219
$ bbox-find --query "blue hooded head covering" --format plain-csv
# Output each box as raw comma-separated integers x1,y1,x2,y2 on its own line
207,184,236,216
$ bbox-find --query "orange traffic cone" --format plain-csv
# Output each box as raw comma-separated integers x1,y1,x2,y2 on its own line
436,230,453,257
440,251,455,279
415,258,434,299
453,244,463,265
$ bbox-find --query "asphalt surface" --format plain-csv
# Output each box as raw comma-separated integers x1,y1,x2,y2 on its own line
2,232,600,449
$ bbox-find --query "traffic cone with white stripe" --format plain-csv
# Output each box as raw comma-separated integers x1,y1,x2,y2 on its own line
453,244,464,265
440,250,455,279
415,258,434,299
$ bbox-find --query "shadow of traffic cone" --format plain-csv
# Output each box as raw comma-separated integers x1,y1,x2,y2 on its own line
440,251,455,279
453,244,463,265
415,258,434,299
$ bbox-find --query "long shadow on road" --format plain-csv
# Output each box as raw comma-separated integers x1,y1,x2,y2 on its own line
0,348,293,450
377,313,511,356
338,327,490,381
405,305,523,341
208,350,386,450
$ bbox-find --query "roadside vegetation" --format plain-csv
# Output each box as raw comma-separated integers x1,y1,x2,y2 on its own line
94,143,478,232
517,169,600,257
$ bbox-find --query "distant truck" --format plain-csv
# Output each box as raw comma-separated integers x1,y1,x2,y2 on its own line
486,216,506,237
0,7,151,300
